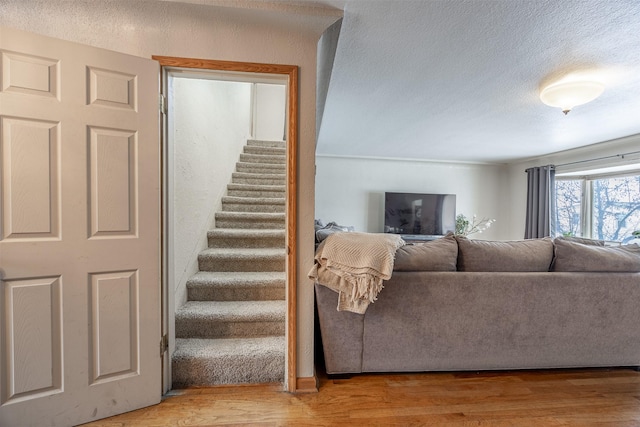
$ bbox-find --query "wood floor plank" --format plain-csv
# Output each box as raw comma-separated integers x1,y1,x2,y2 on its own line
79,368,640,426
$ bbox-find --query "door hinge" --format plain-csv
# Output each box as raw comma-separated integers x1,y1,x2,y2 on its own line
159,93,167,115
160,334,168,356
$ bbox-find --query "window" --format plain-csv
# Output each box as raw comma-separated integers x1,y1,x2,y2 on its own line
555,173,640,243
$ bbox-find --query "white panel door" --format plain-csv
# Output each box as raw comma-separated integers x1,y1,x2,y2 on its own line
0,26,161,426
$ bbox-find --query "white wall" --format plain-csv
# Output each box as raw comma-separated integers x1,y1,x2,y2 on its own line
254,83,286,141
170,77,251,309
316,135,640,243
506,133,640,239
0,0,336,381
316,18,342,138
315,156,510,240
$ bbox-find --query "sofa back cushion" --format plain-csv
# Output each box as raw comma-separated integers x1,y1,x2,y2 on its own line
394,233,458,271
456,236,554,272
556,235,605,246
552,238,640,272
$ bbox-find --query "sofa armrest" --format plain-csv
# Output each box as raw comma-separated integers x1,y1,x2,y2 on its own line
315,283,365,374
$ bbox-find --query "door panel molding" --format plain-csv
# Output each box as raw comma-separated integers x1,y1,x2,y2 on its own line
1,276,63,405
0,25,161,426
153,55,298,392
1,116,61,241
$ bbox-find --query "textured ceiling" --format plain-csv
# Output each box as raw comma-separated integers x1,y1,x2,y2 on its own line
315,0,640,163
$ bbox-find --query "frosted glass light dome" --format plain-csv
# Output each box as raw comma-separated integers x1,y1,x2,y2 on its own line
540,81,605,115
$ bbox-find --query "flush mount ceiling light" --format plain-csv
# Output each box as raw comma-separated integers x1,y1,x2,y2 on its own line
539,80,605,115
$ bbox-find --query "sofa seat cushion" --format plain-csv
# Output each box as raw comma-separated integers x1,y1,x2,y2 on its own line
394,233,458,271
552,239,640,272
456,236,554,272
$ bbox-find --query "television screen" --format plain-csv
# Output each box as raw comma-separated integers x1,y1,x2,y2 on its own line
384,192,456,237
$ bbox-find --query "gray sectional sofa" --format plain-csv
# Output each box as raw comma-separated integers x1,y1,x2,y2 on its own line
315,234,640,374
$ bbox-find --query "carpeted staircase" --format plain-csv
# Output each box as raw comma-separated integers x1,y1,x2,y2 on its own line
172,139,287,387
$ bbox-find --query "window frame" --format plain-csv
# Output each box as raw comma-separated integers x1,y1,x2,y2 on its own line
555,169,640,241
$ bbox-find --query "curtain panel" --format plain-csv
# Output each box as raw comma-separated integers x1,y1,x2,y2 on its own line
524,165,556,239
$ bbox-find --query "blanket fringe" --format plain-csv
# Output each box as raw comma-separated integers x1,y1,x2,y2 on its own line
309,232,404,313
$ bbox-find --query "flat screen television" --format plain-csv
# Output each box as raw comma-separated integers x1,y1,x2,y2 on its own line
384,192,456,238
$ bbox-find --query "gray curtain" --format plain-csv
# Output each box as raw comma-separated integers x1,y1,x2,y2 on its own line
524,165,556,239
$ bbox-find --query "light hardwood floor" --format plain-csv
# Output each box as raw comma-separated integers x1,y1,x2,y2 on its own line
80,368,640,426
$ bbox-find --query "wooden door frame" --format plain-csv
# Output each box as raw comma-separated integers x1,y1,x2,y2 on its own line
153,56,298,392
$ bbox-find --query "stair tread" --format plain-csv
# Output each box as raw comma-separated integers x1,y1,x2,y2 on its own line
198,248,284,271
172,336,285,386
199,247,285,257
248,139,285,145
189,271,285,285
232,177,285,185
240,153,285,159
246,140,285,143
244,146,286,154
186,272,285,302
236,161,285,167
238,156,285,165
222,196,285,204
235,163,285,174
174,336,285,358
227,183,285,191
208,228,285,236
216,212,285,219
233,172,286,178
177,300,285,321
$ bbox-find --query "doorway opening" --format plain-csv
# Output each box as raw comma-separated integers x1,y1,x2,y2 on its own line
154,56,298,392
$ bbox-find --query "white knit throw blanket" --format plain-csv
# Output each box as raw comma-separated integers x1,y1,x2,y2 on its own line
308,232,405,313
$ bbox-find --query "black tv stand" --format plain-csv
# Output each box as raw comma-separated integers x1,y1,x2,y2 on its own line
400,234,442,242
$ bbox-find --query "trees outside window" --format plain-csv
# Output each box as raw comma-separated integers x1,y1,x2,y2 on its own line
555,179,582,238
555,173,640,243
592,175,640,242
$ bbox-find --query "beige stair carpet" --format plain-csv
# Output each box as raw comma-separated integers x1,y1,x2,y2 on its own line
172,139,287,387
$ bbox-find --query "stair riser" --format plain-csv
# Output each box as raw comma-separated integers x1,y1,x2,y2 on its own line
244,146,286,156
222,203,285,213
232,176,286,185
198,256,285,272
172,353,284,387
187,285,285,301
239,154,286,165
236,163,286,174
208,235,285,248
215,219,285,229
175,320,284,339
227,189,285,198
